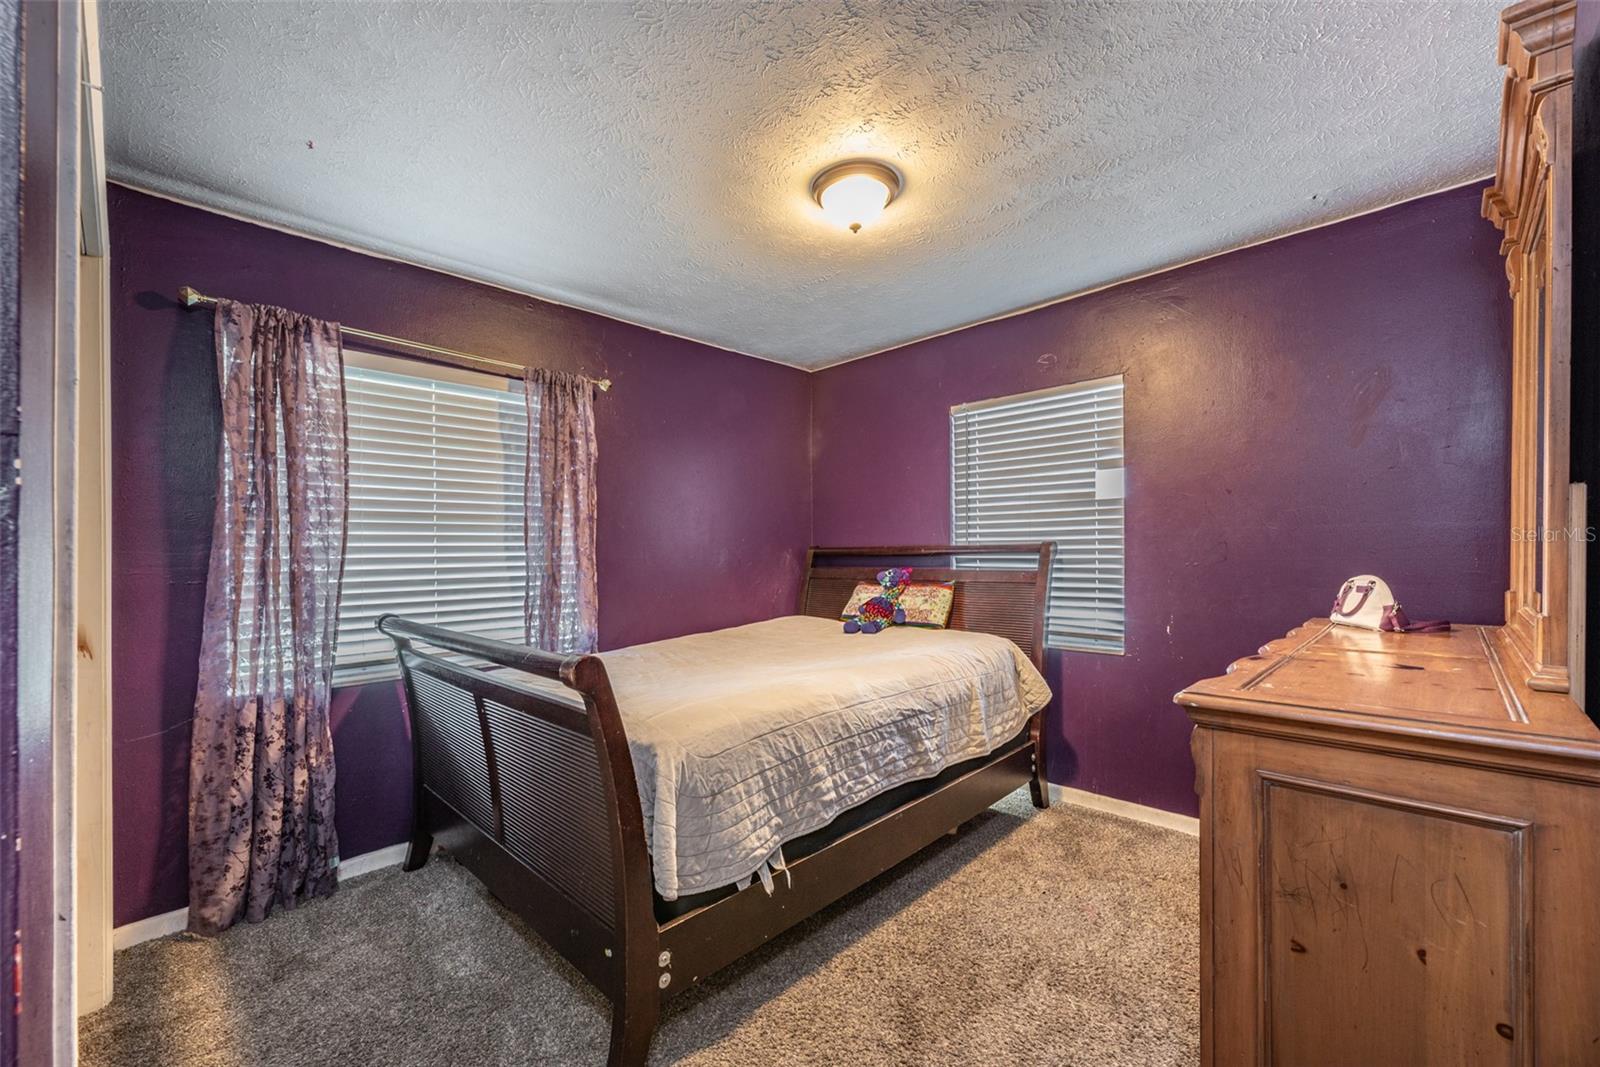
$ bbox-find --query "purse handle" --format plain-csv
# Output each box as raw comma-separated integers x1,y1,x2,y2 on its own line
1332,580,1376,619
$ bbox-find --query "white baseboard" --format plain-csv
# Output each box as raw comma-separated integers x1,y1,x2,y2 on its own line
111,842,411,952
335,842,409,880
110,907,188,952
1048,784,1200,837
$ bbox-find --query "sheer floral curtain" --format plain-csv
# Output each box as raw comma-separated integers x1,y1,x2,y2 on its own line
523,369,598,653
188,301,348,936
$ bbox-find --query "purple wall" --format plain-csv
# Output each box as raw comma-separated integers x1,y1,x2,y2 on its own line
108,186,812,925
810,182,1511,817
111,179,1511,925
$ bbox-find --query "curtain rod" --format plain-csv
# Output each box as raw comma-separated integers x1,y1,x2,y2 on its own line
176,286,612,392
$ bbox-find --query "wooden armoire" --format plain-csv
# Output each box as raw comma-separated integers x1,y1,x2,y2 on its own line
1175,2,1598,1063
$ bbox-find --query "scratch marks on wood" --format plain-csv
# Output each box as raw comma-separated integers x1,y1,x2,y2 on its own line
1274,826,1374,971
1228,844,1246,888
1389,852,1420,904
1428,873,1488,929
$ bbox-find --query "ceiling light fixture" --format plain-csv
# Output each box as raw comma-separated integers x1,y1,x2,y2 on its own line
810,159,903,234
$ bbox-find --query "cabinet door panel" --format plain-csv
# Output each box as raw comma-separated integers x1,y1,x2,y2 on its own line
1202,727,1600,1066
1260,775,1526,1067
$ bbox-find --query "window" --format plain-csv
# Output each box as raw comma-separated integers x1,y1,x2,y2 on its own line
334,351,530,678
951,375,1125,654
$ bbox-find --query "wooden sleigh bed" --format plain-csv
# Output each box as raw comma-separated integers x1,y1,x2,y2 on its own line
376,544,1054,1066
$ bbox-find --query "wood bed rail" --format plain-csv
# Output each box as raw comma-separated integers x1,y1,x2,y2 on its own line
376,613,662,1065
376,613,584,682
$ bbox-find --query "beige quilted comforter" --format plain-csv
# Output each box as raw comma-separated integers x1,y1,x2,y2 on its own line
519,615,1051,900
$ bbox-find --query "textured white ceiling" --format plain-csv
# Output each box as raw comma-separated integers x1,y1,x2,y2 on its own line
102,0,1502,368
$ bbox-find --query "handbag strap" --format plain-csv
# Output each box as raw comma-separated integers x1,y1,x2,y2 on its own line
1380,604,1451,634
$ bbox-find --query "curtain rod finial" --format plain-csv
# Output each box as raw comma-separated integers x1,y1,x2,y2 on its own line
596,378,612,392
178,286,203,307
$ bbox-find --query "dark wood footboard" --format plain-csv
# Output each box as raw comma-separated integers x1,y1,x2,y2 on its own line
377,617,663,1065
377,542,1054,1067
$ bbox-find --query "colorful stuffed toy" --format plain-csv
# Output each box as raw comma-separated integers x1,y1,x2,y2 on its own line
843,567,913,633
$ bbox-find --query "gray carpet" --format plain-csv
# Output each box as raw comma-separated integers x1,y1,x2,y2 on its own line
81,794,1199,1066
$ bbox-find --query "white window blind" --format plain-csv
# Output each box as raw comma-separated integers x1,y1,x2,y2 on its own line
334,350,529,676
951,375,1125,654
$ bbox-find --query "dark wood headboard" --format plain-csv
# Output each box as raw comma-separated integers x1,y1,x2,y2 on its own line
799,544,1054,669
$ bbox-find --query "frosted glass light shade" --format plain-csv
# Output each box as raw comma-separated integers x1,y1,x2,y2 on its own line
820,173,890,232
811,160,902,234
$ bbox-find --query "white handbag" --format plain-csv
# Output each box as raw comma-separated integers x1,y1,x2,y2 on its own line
1330,575,1449,633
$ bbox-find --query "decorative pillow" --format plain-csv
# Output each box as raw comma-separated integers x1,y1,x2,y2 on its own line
897,580,956,628
840,582,885,621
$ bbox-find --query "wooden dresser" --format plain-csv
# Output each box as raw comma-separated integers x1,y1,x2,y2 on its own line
1176,620,1600,1064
